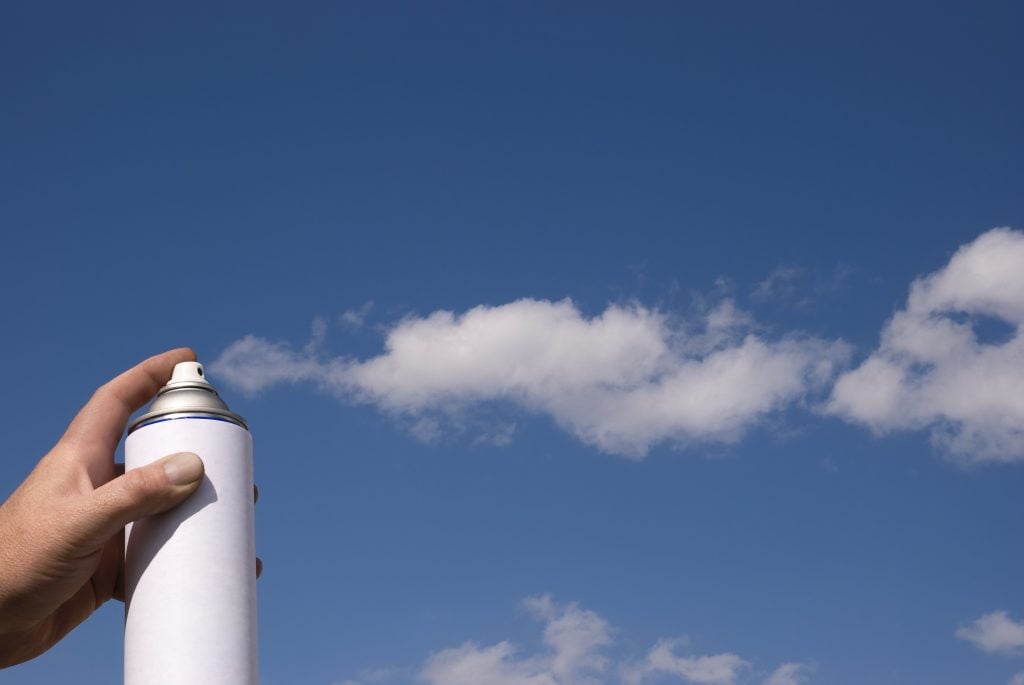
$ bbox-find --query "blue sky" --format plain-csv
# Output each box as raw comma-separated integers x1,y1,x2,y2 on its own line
2,2,1023,684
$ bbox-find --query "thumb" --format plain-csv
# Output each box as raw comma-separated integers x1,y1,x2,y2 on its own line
70,452,205,551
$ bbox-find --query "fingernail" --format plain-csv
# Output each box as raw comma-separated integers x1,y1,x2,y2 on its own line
163,452,204,485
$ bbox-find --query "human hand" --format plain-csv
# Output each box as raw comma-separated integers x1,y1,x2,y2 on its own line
0,349,208,667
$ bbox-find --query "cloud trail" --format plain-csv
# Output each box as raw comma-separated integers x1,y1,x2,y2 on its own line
212,298,849,458
214,227,1024,463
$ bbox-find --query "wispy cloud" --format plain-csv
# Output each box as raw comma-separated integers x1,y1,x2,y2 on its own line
827,228,1024,463
620,638,747,685
752,266,806,306
212,299,849,458
751,264,853,310
956,610,1024,656
340,301,375,330
762,662,814,685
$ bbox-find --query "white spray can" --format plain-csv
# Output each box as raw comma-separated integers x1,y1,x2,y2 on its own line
124,361,258,685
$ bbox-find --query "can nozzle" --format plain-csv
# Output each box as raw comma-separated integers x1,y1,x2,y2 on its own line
167,362,212,388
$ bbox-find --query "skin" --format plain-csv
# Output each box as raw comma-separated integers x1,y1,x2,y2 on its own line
0,348,260,668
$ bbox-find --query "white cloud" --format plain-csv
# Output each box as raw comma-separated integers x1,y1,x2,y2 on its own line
213,298,848,457
1010,672,1024,685
420,596,609,685
523,595,612,681
409,596,796,685
421,641,560,685
827,228,1024,463
341,301,375,330
212,330,330,396
956,610,1024,656
763,662,813,685
621,638,748,685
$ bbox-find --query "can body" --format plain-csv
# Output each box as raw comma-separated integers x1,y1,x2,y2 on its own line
124,415,258,685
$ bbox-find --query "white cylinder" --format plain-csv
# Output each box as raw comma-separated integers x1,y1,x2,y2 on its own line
124,417,258,685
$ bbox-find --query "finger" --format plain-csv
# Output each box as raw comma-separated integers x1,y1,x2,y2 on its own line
64,452,204,554
61,348,195,459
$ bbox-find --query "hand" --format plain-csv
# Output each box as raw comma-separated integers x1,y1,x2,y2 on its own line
0,349,209,667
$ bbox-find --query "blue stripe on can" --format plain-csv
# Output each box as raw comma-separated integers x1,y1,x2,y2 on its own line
130,414,247,432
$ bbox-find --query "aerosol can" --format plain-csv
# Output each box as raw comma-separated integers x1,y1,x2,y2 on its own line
124,361,258,684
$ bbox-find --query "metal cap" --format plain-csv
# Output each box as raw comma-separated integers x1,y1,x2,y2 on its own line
129,361,248,432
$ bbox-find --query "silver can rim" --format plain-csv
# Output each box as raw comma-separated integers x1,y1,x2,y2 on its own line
129,409,249,433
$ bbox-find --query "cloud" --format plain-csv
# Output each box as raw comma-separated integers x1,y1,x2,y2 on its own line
213,298,849,457
523,595,612,682
421,641,560,685
762,662,813,685
750,264,853,310
827,228,1024,463
1010,672,1024,685
340,301,375,330
752,266,806,305
420,596,609,685
956,610,1024,656
621,638,748,685
408,596,797,685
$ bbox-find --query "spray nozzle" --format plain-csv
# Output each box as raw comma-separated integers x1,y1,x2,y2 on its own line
166,361,212,388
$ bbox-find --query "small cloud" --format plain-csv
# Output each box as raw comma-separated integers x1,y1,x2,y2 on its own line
340,301,376,330
420,595,611,685
409,417,443,444
210,333,330,396
763,662,814,685
474,421,518,447
305,317,329,354
956,610,1024,656
751,264,855,311
827,227,1024,464
623,637,748,685
752,266,805,305
1010,672,1024,685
